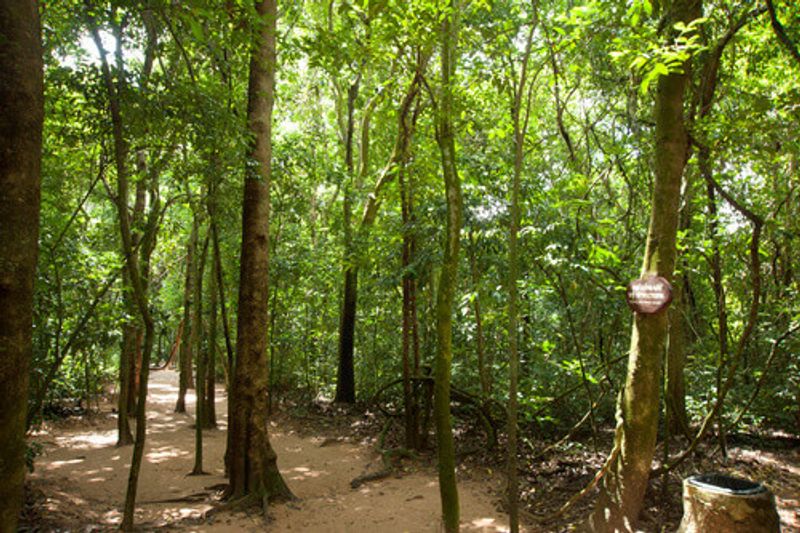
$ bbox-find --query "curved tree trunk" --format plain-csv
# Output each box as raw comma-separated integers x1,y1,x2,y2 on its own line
0,1,43,529
87,10,160,529
226,0,293,503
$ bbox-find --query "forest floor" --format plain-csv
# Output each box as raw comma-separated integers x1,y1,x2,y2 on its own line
21,369,800,532
23,369,514,532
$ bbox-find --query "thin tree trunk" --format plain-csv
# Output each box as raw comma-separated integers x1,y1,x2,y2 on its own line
0,1,43,529
176,217,198,412
205,229,218,428
212,221,235,381
467,230,489,399
191,229,209,475
334,78,360,404
226,0,293,504
27,269,119,428
335,266,358,403
506,15,536,531
434,2,462,529
117,313,135,445
588,0,699,529
399,83,423,452
87,11,159,529
335,59,427,404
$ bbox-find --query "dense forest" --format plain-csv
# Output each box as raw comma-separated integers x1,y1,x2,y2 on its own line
1,0,799,531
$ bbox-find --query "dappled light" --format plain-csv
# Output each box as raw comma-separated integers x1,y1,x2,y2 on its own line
54,430,116,450
146,445,190,464
11,1,800,531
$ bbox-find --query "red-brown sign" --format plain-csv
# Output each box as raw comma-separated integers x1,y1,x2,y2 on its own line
626,275,673,314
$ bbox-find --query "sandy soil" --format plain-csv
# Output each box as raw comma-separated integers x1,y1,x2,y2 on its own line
27,369,516,532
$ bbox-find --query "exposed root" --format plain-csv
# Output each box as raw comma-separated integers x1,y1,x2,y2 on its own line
350,468,393,489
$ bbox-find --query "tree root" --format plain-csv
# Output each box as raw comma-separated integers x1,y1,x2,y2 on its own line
350,468,393,489
543,421,622,522
139,491,209,505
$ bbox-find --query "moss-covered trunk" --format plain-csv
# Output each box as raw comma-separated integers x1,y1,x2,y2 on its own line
434,1,462,530
588,0,700,530
0,1,42,529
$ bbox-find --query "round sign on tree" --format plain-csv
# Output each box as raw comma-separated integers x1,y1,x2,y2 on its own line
626,275,673,314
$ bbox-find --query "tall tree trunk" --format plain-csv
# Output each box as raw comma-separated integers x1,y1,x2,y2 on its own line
434,2,462,530
334,79,360,404
588,0,700,530
87,12,158,530
176,217,198,412
665,177,696,439
0,1,43,530
191,230,209,475
506,16,535,532
400,169,420,450
125,174,148,416
335,266,358,403
226,0,293,503
117,298,135,445
335,59,427,404
205,223,219,428
467,230,489,399
398,70,424,452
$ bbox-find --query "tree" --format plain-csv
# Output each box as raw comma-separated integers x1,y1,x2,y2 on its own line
505,8,537,531
226,0,293,504
175,215,198,413
0,1,43,530
587,0,701,530
433,0,462,529
85,5,161,528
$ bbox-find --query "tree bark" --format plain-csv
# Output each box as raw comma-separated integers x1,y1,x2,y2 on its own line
86,10,158,529
191,229,209,475
205,223,219,428
176,217,198,413
334,78,360,404
588,0,700,530
335,58,427,404
434,2,462,530
506,16,536,532
117,309,135,445
0,1,43,530
467,230,489,399
398,65,424,452
666,277,690,437
226,0,293,503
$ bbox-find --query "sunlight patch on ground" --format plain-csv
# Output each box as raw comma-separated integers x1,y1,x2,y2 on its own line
467,517,509,532
289,465,327,480
55,429,116,449
735,448,800,477
147,445,190,464
47,457,85,469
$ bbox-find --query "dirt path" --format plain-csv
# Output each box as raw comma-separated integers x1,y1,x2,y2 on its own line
29,370,514,532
